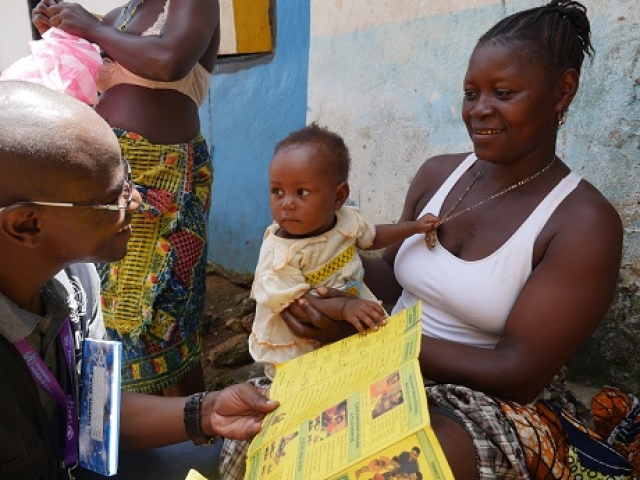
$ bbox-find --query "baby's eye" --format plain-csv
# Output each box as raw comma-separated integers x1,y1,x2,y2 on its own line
270,188,283,196
298,189,310,196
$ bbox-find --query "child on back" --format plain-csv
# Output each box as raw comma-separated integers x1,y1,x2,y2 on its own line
249,123,437,378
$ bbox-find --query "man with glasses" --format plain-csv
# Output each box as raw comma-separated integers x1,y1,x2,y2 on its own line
0,81,277,479
0,157,136,213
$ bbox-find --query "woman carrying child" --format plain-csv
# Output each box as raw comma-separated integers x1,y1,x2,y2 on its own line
283,1,640,478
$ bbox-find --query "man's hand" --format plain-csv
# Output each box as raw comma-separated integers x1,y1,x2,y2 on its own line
202,383,278,441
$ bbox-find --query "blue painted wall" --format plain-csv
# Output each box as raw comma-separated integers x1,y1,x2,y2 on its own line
200,1,310,277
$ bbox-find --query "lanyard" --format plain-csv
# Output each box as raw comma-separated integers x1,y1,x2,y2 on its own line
15,318,79,475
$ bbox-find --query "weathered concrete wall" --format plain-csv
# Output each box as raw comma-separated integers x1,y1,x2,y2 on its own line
307,0,639,393
202,1,309,279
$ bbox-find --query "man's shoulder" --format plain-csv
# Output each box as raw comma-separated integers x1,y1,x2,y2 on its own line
62,263,100,285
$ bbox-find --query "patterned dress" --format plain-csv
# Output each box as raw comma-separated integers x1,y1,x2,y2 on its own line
97,128,213,393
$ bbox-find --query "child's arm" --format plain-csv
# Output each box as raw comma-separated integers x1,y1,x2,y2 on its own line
367,213,438,250
302,293,386,334
252,270,310,312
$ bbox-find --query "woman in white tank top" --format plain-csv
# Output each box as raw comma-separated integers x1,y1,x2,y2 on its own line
282,2,637,479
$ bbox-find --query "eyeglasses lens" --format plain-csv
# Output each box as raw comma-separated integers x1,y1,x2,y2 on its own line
120,158,134,209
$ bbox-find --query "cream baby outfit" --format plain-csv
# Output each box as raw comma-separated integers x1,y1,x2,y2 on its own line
250,206,378,377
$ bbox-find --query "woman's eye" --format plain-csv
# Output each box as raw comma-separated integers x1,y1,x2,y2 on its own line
463,91,478,101
495,90,514,99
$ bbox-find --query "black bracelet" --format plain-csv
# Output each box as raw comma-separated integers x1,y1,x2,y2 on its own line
184,392,218,446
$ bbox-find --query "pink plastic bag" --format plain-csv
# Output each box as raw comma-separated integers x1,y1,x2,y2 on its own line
1,28,102,105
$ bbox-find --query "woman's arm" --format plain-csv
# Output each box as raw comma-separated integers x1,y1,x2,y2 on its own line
41,0,220,81
287,155,623,404
365,155,623,403
416,184,623,403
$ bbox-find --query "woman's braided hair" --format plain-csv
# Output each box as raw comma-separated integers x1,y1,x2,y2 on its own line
478,0,595,76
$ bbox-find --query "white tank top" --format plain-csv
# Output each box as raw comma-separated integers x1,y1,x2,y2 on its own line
392,154,581,348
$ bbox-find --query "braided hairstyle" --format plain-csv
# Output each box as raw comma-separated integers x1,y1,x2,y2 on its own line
478,0,595,77
274,122,351,183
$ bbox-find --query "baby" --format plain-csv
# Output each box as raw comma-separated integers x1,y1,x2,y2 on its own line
249,123,437,378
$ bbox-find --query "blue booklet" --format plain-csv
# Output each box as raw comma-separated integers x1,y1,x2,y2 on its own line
79,338,122,476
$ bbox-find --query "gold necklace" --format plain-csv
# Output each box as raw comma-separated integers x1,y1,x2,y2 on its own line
425,156,556,250
119,0,145,31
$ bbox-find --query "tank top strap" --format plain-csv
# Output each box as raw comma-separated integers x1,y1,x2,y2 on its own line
524,171,582,239
420,153,477,218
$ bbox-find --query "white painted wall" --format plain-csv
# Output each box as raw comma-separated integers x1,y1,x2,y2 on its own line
0,2,34,71
0,1,120,72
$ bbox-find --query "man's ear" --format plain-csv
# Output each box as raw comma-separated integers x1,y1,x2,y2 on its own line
0,208,44,248
556,68,579,115
335,181,350,210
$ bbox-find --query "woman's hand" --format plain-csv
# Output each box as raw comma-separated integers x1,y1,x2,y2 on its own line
32,0,58,35
43,2,102,39
281,287,357,344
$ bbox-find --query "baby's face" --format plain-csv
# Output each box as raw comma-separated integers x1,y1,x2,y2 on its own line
269,145,342,238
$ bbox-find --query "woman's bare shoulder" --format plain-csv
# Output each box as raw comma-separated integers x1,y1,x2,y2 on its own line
557,177,622,231
410,152,469,190
542,175,623,267
404,152,471,214
414,152,470,176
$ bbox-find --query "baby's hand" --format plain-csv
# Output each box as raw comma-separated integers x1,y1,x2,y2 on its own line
340,299,387,334
414,213,439,234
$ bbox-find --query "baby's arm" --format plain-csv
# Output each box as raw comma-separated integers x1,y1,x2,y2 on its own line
303,293,386,334
367,213,438,250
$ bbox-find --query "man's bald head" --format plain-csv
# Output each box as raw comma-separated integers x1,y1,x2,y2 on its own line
0,81,121,205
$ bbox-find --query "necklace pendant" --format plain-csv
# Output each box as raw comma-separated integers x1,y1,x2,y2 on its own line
425,230,437,250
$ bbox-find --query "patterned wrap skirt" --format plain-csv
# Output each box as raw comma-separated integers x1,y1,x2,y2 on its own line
219,374,640,479
428,378,639,479
97,128,213,393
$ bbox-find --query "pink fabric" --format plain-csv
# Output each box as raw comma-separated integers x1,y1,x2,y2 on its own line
1,28,102,105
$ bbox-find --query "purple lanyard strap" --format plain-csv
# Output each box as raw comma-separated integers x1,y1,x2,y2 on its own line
15,318,79,473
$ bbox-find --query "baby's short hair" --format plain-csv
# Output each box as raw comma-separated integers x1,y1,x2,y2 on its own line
274,122,351,183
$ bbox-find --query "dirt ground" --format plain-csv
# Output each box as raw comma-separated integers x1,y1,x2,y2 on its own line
201,272,256,391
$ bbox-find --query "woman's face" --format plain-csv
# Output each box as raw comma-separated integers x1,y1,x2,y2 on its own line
462,42,559,165
269,145,345,238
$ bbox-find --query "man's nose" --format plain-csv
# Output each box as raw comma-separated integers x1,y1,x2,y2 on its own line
130,188,143,212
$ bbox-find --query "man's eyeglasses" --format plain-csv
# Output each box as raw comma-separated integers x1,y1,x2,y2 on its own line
0,158,135,213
